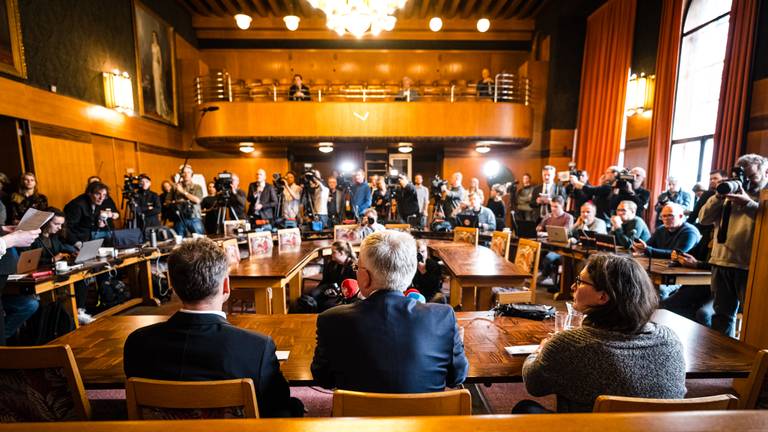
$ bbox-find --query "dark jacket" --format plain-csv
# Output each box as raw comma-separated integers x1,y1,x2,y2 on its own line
396,183,421,220
29,235,75,267
289,84,311,101
577,183,612,222
135,189,162,228
8,193,48,224
311,289,468,393
247,182,279,222
412,256,443,301
319,258,357,288
123,311,299,418
63,194,113,243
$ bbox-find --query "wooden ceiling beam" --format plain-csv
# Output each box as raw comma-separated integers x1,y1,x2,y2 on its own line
403,0,419,18
500,0,525,19
220,0,241,15
445,0,462,19
488,0,509,18
460,0,479,19
187,0,214,16
418,0,431,19
265,0,284,16
178,0,199,15
476,0,494,18
518,0,543,18
206,0,231,16
244,0,269,17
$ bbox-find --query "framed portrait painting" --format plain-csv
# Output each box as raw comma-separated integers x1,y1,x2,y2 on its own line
133,1,177,125
0,0,26,78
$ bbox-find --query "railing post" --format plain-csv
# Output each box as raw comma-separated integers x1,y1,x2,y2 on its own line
450,85,455,103
363,88,367,102
318,89,322,102
273,85,277,102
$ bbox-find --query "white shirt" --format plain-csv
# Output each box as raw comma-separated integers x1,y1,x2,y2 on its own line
179,308,226,319
283,184,302,219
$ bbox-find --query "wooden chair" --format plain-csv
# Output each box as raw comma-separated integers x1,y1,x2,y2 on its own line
126,378,259,420
593,394,738,412
489,230,511,259
738,349,768,409
494,238,541,305
0,345,91,421
453,227,479,246
385,223,411,233
331,389,471,417
277,227,301,248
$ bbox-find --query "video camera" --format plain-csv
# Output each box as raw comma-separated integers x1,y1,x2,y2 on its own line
430,175,448,198
297,170,318,188
214,171,233,194
272,173,286,190
613,168,636,190
716,166,748,195
336,173,352,191
122,174,141,199
568,162,584,179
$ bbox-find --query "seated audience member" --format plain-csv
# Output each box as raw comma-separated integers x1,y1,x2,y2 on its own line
609,200,651,248
487,184,506,230
64,181,117,246
700,153,768,337
30,208,75,267
476,68,494,98
517,254,685,413
0,227,41,345
458,192,496,231
8,172,48,224
123,238,303,417
633,203,700,259
570,202,607,237
654,177,692,227
288,74,311,101
395,76,420,101
536,197,573,289
85,176,121,223
309,241,358,312
411,240,445,303
311,231,468,392
357,208,385,239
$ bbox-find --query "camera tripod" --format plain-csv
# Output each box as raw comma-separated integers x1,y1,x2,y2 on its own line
213,194,241,235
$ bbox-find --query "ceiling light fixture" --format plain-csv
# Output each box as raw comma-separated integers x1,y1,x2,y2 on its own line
239,142,255,153
234,14,252,30
283,15,300,31
318,142,334,153
397,142,413,153
429,17,443,32
476,18,490,33
308,0,407,38
475,143,491,154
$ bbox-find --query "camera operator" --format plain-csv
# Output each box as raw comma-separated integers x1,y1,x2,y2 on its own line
350,169,371,217
281,171,302,226
654,177,692,227
357,208,385,239
569,166,621,223
700,154,768,337
458,192,496,231
395,175,421,227
565,169,590,216
531,165,567,221
247,169,278,226
64,181,118,246
436,172,467,225
607,167,650,217
413,174,429,228
307,172,330,229
688,169,727,225
134,174,162,229
171,164,204,235
411,240,445,303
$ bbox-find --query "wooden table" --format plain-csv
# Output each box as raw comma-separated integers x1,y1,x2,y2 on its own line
50,309,757,389
426,240,529,311
4,252,159,328
5,412,768,432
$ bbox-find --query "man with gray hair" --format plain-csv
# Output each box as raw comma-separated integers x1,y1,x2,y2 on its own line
124,238,302,417
634,202,700,259
311,230,468,392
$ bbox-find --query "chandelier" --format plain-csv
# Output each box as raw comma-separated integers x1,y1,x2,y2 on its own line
307,0,407,38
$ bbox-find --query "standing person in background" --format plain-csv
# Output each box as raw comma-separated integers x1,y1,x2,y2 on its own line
476,68,494,98
230,173,247,220
531,166,567,222
135,174,162,229
655,177,692,227
247,169,278,227
282,171,302,227
327,176,343,226
350,170,371,218
288,74,311,101
371,177,391,223
8,172,48,224
308,174,329,229
159,180,175,225
413,174,429,228
487,184,506,230
171,165,204,235
395,175,420,227
514,173,535,222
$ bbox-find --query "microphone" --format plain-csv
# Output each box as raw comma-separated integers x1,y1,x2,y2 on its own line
200,106,220,113
405,289,426,304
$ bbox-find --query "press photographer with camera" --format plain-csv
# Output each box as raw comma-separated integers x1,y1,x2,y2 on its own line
688,169,727,225
247,169,278,227
700,154,768,337
569,166,622,223
171,164,204,236
372,177,391,222
433,172,467,226
280,171,302,226
607,167,650,217
357,208,385,239
395,175,421,227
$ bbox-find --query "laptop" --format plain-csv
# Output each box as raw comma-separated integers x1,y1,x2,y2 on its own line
16,248,43,274
456,213,479,228
595,233,618,253
74,238,105,264
577,230,598,249
514,220,538,239
546,225,569,244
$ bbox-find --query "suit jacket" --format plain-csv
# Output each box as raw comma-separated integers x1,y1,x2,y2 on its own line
123,312,296,417
529,183,567,219
247,182,278,222
64,194,114,243
311,289,468,393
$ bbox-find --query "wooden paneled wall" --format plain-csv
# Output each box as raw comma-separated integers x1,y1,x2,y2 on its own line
200,49,529,84
747,78,768,156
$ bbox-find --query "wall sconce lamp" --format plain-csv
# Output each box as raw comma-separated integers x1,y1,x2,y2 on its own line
102,70,134,115
626,72,655,117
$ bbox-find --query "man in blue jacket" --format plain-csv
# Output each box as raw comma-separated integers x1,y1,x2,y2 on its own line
311,230,468,392
350,169,371,218
634,203,701,259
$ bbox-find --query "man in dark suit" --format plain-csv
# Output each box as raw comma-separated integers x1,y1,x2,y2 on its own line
247,169,278,225
123,238,302,417
311,230,468,393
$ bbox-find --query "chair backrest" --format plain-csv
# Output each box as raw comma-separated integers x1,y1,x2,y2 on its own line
593,394,738,412
453,227,479,246
385,223,411,233
219,238,240,266
0,345,91,421
739,349,768,409
277,227,302,247
332,389,471,417
490,231,511,259
514,238,541,275
125,378,259,420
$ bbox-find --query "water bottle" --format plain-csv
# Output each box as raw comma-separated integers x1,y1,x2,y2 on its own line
150,229,157,248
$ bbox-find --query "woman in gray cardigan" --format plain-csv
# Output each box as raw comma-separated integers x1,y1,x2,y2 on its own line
517,254,686,413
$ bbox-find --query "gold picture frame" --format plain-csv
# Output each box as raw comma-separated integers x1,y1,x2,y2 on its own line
0,0,27,78
132,0,177,125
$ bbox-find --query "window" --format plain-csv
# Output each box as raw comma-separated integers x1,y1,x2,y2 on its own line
668,0,731,189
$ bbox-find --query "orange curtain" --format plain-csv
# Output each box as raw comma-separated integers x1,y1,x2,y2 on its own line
713,0,760,171
574,0,637,178
646,0,685,224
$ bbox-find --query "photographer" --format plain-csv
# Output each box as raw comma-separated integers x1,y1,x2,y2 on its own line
700,154,768,337
569,166,623,223
247,169,278,226
688,169,727,225
171,164,204,236
411,240,445,303
372,177,391,222
281,171,302,225
357,208,385,239
395,175,421,227
566,169,590,216
135,174,162,228
64,181,118,245
608,167,650,217
458,192,496,231
308,172,330,229
435,172,467,225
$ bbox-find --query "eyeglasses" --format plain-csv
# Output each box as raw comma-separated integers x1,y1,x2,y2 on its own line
573,276,594,288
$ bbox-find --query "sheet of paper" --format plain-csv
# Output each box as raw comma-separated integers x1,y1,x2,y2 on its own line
276,350,290,361
505,345,539,356
17,208,54,231
6,274,27,281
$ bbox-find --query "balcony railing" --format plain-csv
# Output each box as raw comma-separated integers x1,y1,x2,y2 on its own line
194,71,531,105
